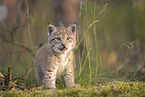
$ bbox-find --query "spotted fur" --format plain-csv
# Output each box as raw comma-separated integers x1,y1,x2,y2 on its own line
35,24,76,89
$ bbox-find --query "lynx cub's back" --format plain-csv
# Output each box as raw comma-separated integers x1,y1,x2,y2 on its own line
35,24,77,89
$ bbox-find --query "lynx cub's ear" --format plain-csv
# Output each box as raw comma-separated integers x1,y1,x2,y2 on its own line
68,23,76,34
47,24,57,36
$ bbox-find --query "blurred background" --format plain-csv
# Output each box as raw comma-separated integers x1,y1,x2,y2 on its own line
0,0,144,86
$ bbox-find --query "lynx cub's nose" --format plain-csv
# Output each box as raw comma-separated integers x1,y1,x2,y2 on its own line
61,43,67,51
61,43,65,47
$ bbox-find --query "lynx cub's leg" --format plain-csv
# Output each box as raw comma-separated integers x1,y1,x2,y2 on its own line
44,70,56,89
63,64,75,88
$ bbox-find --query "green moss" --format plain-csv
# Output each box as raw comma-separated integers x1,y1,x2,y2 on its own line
1,82,144,97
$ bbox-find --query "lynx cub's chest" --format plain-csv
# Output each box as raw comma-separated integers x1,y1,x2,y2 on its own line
35,23,76,89
54,53,72,77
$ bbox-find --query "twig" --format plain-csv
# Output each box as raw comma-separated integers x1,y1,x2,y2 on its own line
4,66,12,89
8,67,12,87
24,68,33,79
4,25,25,41
0,34,34,56
13,68,33,80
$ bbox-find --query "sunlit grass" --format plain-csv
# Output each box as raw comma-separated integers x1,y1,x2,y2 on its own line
75,1,109,86
1,82,144,97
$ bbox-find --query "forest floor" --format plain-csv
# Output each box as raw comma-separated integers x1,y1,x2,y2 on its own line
0,81,145,97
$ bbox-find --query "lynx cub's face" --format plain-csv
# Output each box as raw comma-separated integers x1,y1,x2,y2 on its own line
47,24,76,54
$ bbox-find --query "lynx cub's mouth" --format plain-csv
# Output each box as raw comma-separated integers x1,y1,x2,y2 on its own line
59,46,68,51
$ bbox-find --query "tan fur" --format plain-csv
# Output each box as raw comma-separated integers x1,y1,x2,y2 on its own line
35,24,76,89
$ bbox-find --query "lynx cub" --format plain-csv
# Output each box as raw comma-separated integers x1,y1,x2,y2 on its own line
35,23,77,89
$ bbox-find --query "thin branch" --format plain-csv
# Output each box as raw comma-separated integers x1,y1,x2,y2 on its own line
5,40,33,54
0,34,34,56
13,68,33,80
4,24,25,41
24,68,33,79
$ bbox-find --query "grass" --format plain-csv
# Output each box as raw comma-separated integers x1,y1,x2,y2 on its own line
1,82,144,97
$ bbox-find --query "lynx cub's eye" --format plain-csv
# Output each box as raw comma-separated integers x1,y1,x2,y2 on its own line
55,37,61,41
66,37,71,40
